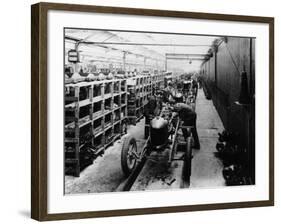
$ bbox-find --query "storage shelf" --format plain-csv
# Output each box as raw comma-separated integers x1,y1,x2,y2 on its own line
93,96,103,103
65,115,91,129
104,124,112,131
127,72,165,125
104,110,112,115
94,129,103,137
93,111,103,120
114,120,121,125
64,78,128,177
64,73,165,176
65,98,91,108
104,93,112,99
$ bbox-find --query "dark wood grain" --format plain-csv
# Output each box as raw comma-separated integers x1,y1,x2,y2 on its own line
269,19,274,204
31,3,48,220
31,3,40,220
31,2,274,221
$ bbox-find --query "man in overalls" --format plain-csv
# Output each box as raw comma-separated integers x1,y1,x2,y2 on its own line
173,102,200,150
144,90,163,139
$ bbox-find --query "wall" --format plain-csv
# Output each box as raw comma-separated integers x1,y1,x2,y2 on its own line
201,37,256,178
202,38,254,141
0,0,280,224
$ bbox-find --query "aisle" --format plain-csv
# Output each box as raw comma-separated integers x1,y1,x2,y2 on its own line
190,88,225,188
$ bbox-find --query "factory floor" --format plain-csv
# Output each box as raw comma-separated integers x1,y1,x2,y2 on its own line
65,88,225,194
191,88,225,188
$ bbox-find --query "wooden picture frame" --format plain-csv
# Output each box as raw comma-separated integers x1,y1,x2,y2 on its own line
31,2,274,221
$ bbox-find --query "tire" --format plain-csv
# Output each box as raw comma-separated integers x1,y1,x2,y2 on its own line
183,137,192,185
121,135,138,177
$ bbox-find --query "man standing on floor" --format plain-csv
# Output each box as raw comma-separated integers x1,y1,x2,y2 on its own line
191,76,198,98
172,102,200,150
144,90,163,138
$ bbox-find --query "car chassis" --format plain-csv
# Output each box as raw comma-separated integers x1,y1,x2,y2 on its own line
120,103,194,189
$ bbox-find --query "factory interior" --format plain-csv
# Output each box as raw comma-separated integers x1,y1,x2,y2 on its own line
64,29,255,194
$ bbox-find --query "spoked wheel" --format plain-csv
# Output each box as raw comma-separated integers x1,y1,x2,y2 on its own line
121,135,138,177
182,136,192,187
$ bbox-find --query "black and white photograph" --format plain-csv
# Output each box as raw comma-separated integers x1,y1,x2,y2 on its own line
64,29,255,194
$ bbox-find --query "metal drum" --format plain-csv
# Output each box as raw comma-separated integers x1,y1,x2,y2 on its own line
150,117,169,148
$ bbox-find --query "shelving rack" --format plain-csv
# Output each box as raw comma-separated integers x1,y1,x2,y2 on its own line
64,79,127,177
127,73,165,125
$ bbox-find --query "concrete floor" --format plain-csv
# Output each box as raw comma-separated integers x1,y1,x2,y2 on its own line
190,89,225,188
65,88,225,194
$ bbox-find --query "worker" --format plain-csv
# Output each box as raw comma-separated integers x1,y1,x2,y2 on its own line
191,76,198,97
183,80,190,91
172,102,200,150
197,76,202,89
165,80,174,92
164,81,176,102
144,91,162,138
176,79,183,90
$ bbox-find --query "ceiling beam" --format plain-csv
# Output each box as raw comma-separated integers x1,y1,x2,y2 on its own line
166,57,206,61
165,53,210,57
65,36,211,47
81,42,210,47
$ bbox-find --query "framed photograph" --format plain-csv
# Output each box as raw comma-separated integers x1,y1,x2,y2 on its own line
31,2,274,221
